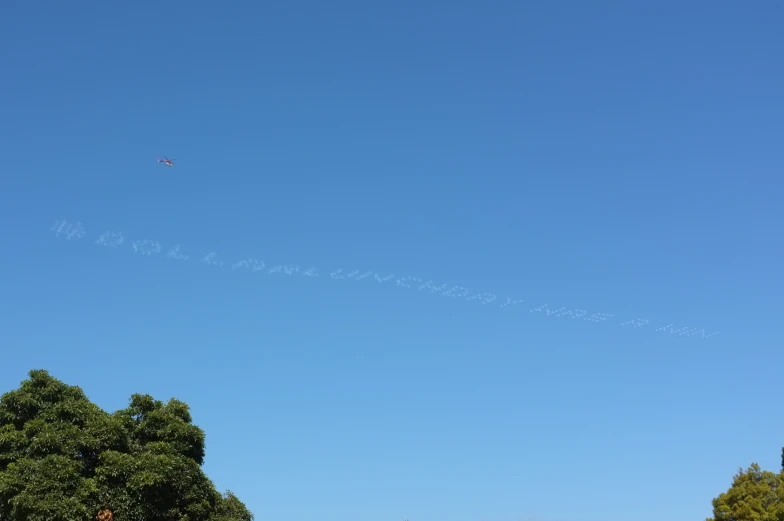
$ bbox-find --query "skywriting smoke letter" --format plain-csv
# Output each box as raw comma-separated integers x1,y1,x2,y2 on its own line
132,239,162,256
51,219,86,240
95,231,124,248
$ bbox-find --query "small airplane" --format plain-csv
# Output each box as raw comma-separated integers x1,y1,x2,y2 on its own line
157,157,175,167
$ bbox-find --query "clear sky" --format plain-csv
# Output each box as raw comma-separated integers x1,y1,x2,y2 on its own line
1,1,782,520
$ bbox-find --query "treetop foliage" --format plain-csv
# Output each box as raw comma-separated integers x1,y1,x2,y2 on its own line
706,462,784,521
0,369,253,521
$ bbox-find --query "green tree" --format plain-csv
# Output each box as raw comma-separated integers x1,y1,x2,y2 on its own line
706,463,784,521
0,369,253,521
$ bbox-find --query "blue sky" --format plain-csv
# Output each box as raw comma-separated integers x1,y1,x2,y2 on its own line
1,1,782,520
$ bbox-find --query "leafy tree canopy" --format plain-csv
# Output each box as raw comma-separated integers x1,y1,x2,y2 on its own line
0,369,253,521
706,462,784,521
